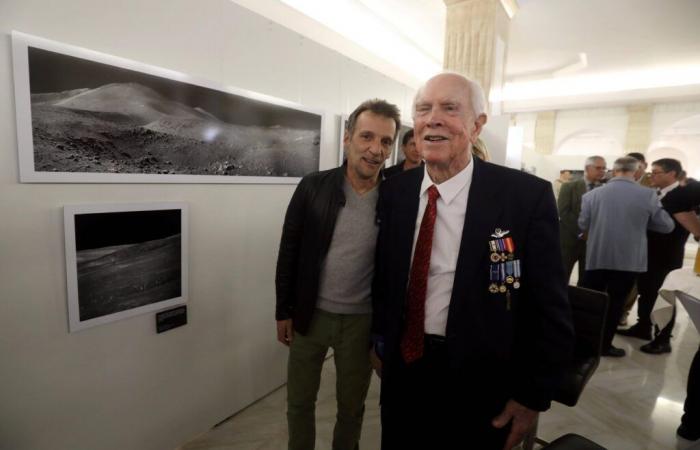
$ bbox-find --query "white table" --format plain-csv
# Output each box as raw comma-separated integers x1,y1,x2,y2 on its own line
653,268,700,332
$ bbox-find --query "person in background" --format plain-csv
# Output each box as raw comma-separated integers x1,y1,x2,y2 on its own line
553,170,572,200
578,156,674,357
275,98,400,450
619,158,689,354
558,156,607,284
619,151,653,325
472,137,490,161
661,179,700,441
627,152,653,187
383,129,422,178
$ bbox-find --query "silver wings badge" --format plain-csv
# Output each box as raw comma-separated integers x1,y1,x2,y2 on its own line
491,228,510,238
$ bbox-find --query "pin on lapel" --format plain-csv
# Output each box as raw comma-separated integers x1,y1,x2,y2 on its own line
491,228,510,238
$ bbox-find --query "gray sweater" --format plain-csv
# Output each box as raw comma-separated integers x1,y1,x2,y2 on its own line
316,180,378,314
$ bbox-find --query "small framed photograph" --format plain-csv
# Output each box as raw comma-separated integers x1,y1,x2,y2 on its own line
64,202,188,332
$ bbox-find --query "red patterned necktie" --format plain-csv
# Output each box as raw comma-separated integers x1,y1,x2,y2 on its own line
401,184,440,363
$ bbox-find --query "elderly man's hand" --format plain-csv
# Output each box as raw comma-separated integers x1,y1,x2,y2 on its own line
492,399,538,450
369,348,382,378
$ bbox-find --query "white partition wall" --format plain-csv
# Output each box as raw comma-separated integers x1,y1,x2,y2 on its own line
0,1,415,449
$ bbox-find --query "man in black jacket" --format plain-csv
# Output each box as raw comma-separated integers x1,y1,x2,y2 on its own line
384,129,422,178
275,99,400,450
372,73,574,450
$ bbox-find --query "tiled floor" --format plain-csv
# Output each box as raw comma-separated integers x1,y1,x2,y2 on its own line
182,249,700,450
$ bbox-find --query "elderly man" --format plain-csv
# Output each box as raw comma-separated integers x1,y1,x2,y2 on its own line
384,129,422,177
372,73,574,450
558,156,607,284
276,99,399,450
578,156,674,357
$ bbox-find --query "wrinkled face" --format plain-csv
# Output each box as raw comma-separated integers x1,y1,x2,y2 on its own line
413,74,485,171
402,137,420,164
650,164,677,188
344,111,396,180
584,159,607,181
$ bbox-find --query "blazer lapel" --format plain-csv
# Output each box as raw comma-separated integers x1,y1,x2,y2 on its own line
394,169,424,294
447,159,504,331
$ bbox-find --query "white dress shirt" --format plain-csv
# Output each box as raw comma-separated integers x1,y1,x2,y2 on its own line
658,181,680,200
412,161,474,336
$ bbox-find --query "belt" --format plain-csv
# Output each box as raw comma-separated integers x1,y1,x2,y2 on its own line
424,334,446,348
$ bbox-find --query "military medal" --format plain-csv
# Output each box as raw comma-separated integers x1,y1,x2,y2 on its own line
505,261,515,284
513,259,521,289
489,240,500,262
489,264,500,293
488,230,519,294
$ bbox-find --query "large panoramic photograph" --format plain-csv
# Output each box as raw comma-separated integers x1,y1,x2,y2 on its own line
12,32,322,183
64,202,188,332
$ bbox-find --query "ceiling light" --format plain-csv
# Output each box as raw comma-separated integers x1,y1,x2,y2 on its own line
494,64,700,102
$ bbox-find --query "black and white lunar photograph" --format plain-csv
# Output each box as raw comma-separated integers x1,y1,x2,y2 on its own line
25,45,321,179
72,208,183,322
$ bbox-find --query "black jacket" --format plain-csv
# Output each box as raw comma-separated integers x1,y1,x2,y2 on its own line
373,158,574,412
275,166,347,335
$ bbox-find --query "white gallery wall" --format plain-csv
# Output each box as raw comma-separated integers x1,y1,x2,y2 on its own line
0,1,415,449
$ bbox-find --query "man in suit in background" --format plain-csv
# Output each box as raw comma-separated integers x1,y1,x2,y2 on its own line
578,156,674,357
558,156,607,284
384,129,422,178
618,151,653,326
372,72,574,450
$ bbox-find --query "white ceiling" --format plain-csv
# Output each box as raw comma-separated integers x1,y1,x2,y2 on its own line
507,0,700,80
234,0,700,110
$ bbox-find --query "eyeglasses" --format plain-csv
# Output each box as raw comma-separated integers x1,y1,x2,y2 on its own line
650,170,667,175
593,166,606,170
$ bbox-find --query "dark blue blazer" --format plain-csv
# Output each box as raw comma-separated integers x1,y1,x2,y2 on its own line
372,157,574,411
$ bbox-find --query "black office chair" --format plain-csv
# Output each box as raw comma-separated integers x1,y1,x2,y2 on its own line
522,285,609,450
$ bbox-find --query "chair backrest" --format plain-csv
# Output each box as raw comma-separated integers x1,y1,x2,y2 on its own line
552,285,609,407
567,285,608,358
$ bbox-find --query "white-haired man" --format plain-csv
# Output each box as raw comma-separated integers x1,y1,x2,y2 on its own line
371,73,574,450
558,156,607,284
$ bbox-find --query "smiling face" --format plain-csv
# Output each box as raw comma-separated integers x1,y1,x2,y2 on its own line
413,74,486,174
344,110,396,181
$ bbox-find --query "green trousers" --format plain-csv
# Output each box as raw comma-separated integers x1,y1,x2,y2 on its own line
287,309,372,450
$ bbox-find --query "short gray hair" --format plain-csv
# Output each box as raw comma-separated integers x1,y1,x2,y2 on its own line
613,156,640,173
413,72,486,118
584,156,605,168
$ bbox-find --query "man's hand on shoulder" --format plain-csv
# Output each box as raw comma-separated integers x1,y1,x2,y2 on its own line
492,399,538,450
276,319,294,346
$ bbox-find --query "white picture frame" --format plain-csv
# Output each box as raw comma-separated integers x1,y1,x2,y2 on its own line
64,202,188,332
12,31,325,184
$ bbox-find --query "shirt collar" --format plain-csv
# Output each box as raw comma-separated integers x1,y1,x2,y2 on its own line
659,181,680,197
420,158,474,205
